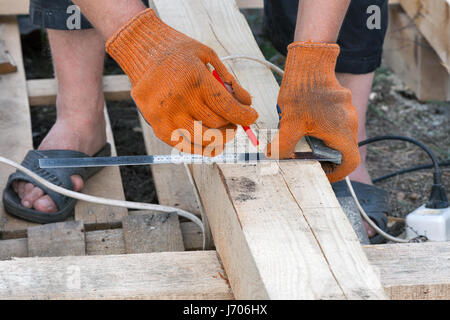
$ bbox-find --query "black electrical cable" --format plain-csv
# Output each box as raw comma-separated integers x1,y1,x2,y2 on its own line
359,135,448,208
373,160,450,183
359,135,442,185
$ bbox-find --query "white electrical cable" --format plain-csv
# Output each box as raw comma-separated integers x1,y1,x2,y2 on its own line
345,177,409,243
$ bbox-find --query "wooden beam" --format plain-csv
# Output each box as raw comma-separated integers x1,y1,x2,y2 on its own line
1,221,200,260
151,0,386,299
0,251,234,299
235,0,263,9
364,242,450,300
0,26,16,74
383,5,450,101
122,211,184,253
73,108,128,230
0,17,38,239
2,236,450,300
27,221,86,257
85,228,125,256
0,238,27,260
0,0,29,16
27,75,131,106
399,0,449,71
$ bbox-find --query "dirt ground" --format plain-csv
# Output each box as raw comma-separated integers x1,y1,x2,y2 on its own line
20,9,449,231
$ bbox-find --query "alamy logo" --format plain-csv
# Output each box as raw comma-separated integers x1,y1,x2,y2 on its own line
66,5,81,30
367,5,381,30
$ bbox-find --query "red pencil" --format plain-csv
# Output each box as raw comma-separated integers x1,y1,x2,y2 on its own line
207,63,259,147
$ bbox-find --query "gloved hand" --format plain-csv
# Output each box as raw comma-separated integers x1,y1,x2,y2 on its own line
267,41,360,183
106,9,258,156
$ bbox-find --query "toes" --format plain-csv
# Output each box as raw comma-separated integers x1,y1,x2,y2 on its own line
16,181,28,199
12,175,83,213
70,175,84,192
34,195,58,213
21,187,45,209
363,220,376,238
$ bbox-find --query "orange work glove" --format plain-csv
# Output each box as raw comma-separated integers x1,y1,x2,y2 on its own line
267,42,360,183
106,9,258,156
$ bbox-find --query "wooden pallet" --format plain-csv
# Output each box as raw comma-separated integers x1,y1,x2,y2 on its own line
0,0,450,300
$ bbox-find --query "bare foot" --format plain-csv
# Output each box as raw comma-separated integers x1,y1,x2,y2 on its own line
12,117,106,213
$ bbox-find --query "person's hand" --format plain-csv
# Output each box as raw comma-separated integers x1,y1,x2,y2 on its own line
267,42,359,183
106,9,258,156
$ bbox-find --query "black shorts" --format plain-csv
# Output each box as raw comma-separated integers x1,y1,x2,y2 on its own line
29,0,149,30
264,0,389,74
30,0,388,74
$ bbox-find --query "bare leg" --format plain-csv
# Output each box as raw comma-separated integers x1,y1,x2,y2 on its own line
337,72,376,237
336,72,374,185
13,28,107,212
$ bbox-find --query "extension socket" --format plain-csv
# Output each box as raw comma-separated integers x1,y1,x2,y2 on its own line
406,204,450,241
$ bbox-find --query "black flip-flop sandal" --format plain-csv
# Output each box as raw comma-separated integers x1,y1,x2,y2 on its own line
332,180,389,244
2,144,111,224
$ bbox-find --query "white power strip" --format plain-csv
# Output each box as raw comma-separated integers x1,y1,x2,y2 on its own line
406,205,450,241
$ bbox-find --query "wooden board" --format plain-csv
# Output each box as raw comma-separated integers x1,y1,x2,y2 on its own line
0,0,29,16
399,0,449,71
0,238,27,260
383,5,450,101
27,75,131,106
180,221,203,250
27,221,85,257
0,251,234,299
85,228,125,256
122,211,184,253
235,0,263,9
0,220,207,260
0,17,38,239
74,108,128,230
364,242,450,300
151,0,386,300
0,26,16,74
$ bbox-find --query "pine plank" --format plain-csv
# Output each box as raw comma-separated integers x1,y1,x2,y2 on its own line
383,5,450,101
0,237,27,260
399,0,449,70
85,228,125,255
0,0,29,16
27,221,86,257
364,242,450,300
180,221,204,250
27,75,131,106
235,0,263,9
0,251,234,299
122,211,184,253
0,17,38,239
0,26,16,74
74,108,128,230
